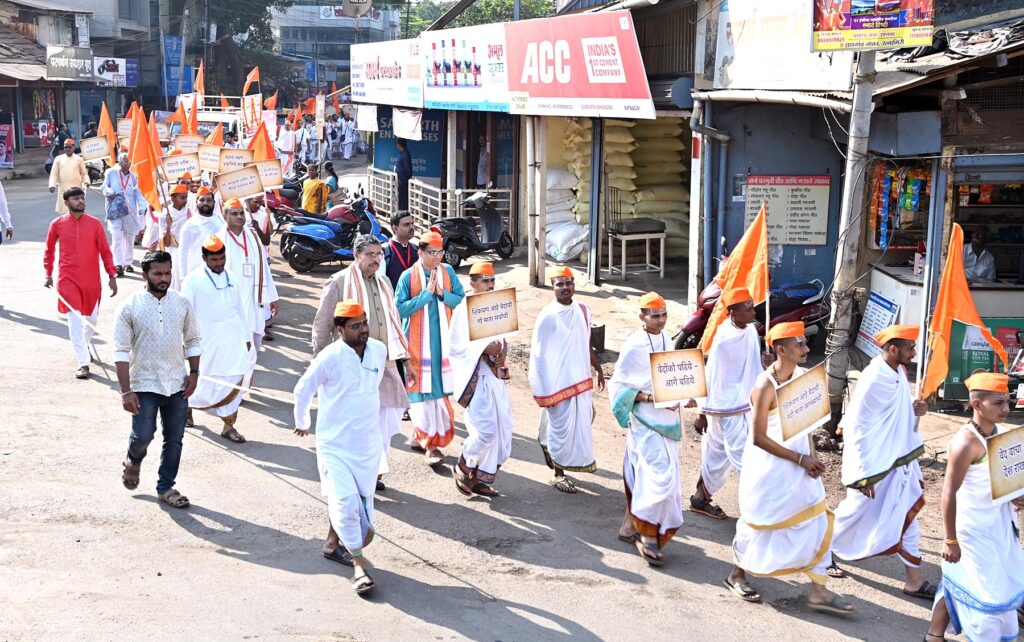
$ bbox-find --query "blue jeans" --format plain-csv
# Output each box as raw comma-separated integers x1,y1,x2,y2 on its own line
127,391,187,494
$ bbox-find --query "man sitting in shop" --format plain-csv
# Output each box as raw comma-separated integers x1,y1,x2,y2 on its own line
962,228,997,282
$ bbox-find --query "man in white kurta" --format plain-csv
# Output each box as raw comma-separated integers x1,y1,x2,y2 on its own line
153,185,191,291
342,114,356,160
691,287,763,520
926,373,1024,642
48,139,88,215
101,154,144,275
729,321,854,614
217,199,279,352
451,262,514,497
609,292,683,566
529,266,605,494
294,300,385,595
177,187,224,284
312,235,410,489
831,324,935,599
180,235,253,443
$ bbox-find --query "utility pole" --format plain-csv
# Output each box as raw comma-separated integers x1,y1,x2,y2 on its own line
204,0,210,73
176,9,190,97
404,0,411,38
824,50,876,419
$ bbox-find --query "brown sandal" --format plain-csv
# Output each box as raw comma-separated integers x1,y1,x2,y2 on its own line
471,482,498,497
158,488,190,508
122,458,140,490
221,427,246,443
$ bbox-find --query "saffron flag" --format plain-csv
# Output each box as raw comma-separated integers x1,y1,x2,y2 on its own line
243,67,260,95
331,81,340,113
220,94,230,110
247,121,274,162
920,223,1008,398
167,101,187,126
97,102,118,166
194,59,205,96
147,112,162,165
127,109,161,211
699,200,770,352
263,90,278,111
187,95,199,136
206,122,224,146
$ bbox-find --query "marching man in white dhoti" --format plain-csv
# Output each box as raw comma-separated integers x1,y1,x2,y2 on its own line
177,187,224,284
294,300,386,596
395,230,465,467
218,198,279,352
610,292,683,566
451,262,514,498
529,266,605,494
831,324,936,600
925,372,1024,642
312,234,412,492
690,287,762,519
728,321,855,614
155,184,191,291
101,153,144,277
180,235,253,443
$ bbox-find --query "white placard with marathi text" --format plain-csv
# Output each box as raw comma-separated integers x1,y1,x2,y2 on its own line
744,175,831,246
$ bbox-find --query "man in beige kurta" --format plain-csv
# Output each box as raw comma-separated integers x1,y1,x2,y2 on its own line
49,139,88,215
312,234,411,491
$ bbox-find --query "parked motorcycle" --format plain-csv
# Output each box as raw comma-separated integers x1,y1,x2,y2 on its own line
673,278,831,349
278,195,390,273
432,191,514,270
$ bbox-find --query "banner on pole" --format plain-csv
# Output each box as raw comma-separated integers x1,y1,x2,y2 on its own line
244,159,284,190
161,152,201,181
197,144,222,171
219,148,255,173
649,349,707,407
79,136,111,162
466,288,519,341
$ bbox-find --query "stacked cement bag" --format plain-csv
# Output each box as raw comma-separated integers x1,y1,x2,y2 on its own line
545,166,588,261
629,117,690,256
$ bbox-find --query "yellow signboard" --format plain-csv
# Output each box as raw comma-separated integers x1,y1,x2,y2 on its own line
649,349,707,408
777,363,831,442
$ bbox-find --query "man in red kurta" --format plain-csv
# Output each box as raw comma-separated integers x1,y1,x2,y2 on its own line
44,187,118,379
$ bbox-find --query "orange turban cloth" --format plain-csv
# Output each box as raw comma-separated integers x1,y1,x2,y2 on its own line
469,262,494,276
170,184,188,195
420,230,443,248
334,299,365,318
223,198,243,210
202,235,225,252
874,324,919,347
766,321,805,348
197,186,212,196
639,291,666,310
547,265,574,281
721,287,753,308
964,372,1009,393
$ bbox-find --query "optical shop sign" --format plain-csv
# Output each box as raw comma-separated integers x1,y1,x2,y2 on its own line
504,11,655,119
988,427,1024,504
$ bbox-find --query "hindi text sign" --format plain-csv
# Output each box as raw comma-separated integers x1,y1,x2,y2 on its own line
219,148,255,173
215,166,265,201
155,122,170,141
466,288,518,342
197,144,222,171
79,136,110,162
244,159,284,190
988,426,1024,504
161,152,200,182
173,134,204,154
777,363,831,442
649,349,707,407
117,118,132,138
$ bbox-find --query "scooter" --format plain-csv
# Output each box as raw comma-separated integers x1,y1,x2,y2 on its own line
432,191,514,269
278,195,390,273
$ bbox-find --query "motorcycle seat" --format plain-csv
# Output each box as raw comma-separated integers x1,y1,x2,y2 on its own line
279,188,299,200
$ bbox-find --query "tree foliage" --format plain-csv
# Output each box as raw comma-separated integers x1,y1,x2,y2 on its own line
391,0,556,38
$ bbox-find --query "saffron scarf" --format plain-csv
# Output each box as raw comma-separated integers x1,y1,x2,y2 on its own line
407,263,453,396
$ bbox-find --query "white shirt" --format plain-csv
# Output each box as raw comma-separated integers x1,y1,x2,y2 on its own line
177,211,226,282
293,337,387,436
0,180,11,230
963,244,997,281
113,289,202,396
181,267,250,376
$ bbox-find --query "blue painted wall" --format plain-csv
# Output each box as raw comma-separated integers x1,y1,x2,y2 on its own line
712,103,845,288
373,106,445,179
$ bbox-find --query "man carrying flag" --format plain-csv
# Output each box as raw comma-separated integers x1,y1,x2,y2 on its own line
156,184,191,291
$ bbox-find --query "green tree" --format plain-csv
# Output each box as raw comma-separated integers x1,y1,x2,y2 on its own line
387,0,555,39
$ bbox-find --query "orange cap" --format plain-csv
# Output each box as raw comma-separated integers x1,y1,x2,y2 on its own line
874,324,919,347
420,230,443,248
170,184,188,195
64,138,75,146
202,235,225,252
197,186,213,196
639,291,666,311
766,321,805,348
721,287,752,308
180,172,193,180
469,262,494,276
964,372,1009,393
547,265,574,281
170,149,183,155
223,198,243,210
334,299,365,318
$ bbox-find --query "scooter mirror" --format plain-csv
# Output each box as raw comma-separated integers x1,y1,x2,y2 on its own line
454,189,463,196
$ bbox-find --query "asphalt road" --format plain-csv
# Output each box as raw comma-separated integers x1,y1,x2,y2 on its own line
0,177,952,641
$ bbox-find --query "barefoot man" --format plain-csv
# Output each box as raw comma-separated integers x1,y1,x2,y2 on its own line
294,300,387,596
609,292,683,566
831,325,936,600
728,322,854,614
925,372,1024,642
691,287,762,519
529,266,606,493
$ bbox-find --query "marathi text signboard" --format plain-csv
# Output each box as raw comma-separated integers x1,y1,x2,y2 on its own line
777,362,831,442
351,38,424,108
423,23,509,112
504,11,655,119
197,144,222,171
245,159,284,190
744,176,831,246
813,0,935,52
172,134,203,154
650,349,707,407
46,46,94,82
79,136,110,162
215,166,265,201
988,426,1024,504
161,152,200,182
855,291,900,358
466,288,518,341
155,122,170,141
117,118,132,138
219,148,255,173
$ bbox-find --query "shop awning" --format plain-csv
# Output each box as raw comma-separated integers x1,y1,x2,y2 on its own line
0,62,47,81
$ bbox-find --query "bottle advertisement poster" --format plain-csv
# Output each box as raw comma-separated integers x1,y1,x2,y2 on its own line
422,23,509,112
